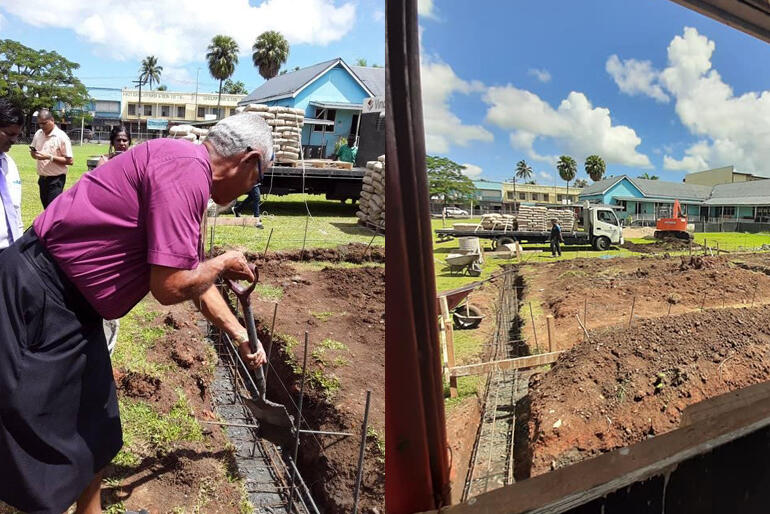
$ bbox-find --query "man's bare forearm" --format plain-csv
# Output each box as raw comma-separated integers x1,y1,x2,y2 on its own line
151,256,227,305
196,284,246,340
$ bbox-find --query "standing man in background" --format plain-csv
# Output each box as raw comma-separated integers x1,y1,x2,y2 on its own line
0,99,24,252
30,108,73,208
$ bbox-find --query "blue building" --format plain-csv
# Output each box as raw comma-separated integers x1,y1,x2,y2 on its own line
472,180,503,213
239,58,383,158
579,174,770,223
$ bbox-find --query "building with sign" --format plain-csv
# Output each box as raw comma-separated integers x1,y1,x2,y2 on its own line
120,89,246,135
239,58,384,160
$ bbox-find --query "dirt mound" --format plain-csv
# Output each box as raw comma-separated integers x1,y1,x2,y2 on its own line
242,242,385,264
526,305,770,477
622,238,695,254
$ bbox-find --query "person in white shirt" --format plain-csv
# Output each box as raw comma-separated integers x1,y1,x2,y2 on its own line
0,99,24,252
29,108,73,208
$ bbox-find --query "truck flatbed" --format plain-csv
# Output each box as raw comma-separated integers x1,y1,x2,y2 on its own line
435,228,591,246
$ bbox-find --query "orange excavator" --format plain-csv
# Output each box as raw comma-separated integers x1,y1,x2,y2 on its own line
654,199,693,240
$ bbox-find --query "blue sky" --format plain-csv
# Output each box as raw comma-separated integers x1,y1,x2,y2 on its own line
418,0,770,185
0,0,383,94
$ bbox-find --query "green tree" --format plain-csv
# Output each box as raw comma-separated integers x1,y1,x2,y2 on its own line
252,31,289,80
0,39,90,132
638,172,660,180
584,154,606,182
156,84,168,91
426,156,476,209
513,160,533,213
207,35,239,119
139,55,163,90
557,155,577,197
354,58,368,66
574,178,589,188
222,79,248,95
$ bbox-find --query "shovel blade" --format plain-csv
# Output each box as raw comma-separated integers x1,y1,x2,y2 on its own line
241,395,295,448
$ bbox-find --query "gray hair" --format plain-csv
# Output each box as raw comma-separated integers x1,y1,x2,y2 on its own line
37,108,53,121
206,112,273,169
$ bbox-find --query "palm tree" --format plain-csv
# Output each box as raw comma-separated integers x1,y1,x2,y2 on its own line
513,160,533,213
574,178,589,188
557,155,577,197
585,154,606,182
252,31,289,81
354,58,368,66
139,56,163,90
207,35,239,119
638,172,660,180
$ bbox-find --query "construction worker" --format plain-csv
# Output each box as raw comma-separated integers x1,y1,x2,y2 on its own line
0,113,272,514
550,218,564,257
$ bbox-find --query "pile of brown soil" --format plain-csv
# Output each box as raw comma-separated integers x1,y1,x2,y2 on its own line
245,242,385,264
621,238,696,254
525,305,770,477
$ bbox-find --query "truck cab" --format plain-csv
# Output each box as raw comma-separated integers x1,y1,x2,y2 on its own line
583,203,623,250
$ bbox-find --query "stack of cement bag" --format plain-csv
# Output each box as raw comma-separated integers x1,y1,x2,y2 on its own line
168,124,199,142
547,208,575,232
516,205,548,231
479,214,516,230
356,155,385,230
235,104,305,162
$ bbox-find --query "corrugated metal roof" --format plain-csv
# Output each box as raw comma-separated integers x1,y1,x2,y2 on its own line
309,100,363,110
703,196,770,206
613,196,702,205
704,179,770,204
578,176,625,196
631,178,712,200
239,59,340,104
351,66,385,97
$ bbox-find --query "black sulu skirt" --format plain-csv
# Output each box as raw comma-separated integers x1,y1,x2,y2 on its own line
0,229,122,513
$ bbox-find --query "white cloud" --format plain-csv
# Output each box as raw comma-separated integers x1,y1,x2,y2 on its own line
528,68,551,83
418,0,436,18
373,9,384,22
420,60,494,154
643,27,770,173
538,171,552,180
606,54,669,103
1,0,356,66
162,66,196,89
485,86,652,168
461,163,483,178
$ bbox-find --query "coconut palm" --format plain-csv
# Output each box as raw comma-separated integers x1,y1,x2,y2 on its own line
139,55,163,90
574,178,589,188
207,35,239,119
585,154,606,182
638,172,660,180
557,155,577,197
252,31,289,81
513,160,533,213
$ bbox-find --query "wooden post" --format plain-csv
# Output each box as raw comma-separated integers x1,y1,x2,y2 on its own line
546,315,554,352
444,318,458,398
440,295,458,398
628,296,636,328
667,302,672,317
704,238,707,256
529,302,539,351
701,293,706,311
716,241,720,255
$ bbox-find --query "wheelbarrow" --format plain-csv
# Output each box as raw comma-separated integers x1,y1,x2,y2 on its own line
227,267,295,448
437,281,486,330
445,252,482,276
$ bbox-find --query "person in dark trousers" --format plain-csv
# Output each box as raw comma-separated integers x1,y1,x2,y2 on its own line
29,108,73,208
550,219,564,257
231,182,264,228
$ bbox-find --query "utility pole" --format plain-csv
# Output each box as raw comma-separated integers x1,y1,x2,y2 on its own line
194,67,200,120
133,77,145,138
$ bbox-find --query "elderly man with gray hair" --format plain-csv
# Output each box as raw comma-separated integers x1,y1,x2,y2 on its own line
0,113,273,514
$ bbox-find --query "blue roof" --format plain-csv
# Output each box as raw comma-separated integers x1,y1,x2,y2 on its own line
473,180,502,191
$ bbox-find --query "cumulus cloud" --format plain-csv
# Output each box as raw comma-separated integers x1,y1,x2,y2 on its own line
461,163,483,178
418,0,436,18
528,68,551,83
1,0,356,65
420,60,494,154
618,27,770,173
485,86,652,168
606,54,669,103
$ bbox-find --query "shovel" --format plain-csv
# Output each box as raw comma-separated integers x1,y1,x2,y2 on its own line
227,266,294,447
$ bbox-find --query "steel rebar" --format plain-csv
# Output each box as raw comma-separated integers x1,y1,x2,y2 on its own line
263,227,274,259
352,390,372,514
288,332,309,513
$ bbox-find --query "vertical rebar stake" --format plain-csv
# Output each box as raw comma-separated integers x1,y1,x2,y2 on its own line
529,302,539,352
264,302,279,389
263,227,274,259
288,332,309,513
364,232,377,261
352,390,372,514
301,215,310,261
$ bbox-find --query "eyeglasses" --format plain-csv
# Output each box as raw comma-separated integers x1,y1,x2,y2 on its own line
246,147,275,180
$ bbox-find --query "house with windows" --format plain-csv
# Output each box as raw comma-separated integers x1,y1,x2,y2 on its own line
472,180,503,213
579,172,770,224
238,58,384,159
501,182,582,212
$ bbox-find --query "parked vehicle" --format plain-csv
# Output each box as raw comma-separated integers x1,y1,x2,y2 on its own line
443,206,469,218
68,128,94,142
436,202,623,251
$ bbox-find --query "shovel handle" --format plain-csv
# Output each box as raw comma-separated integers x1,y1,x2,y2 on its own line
241,303,267,400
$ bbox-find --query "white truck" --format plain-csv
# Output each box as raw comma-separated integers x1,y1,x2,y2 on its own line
435,202,624,251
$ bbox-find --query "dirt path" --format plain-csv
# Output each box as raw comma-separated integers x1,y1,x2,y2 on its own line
525,305,770,477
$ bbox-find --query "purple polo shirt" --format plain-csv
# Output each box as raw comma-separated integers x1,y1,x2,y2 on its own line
33,139,212,319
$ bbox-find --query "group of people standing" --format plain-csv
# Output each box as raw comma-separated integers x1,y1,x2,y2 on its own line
0,97,274,513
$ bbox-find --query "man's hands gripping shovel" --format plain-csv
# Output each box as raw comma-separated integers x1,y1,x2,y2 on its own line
226,263,295,448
